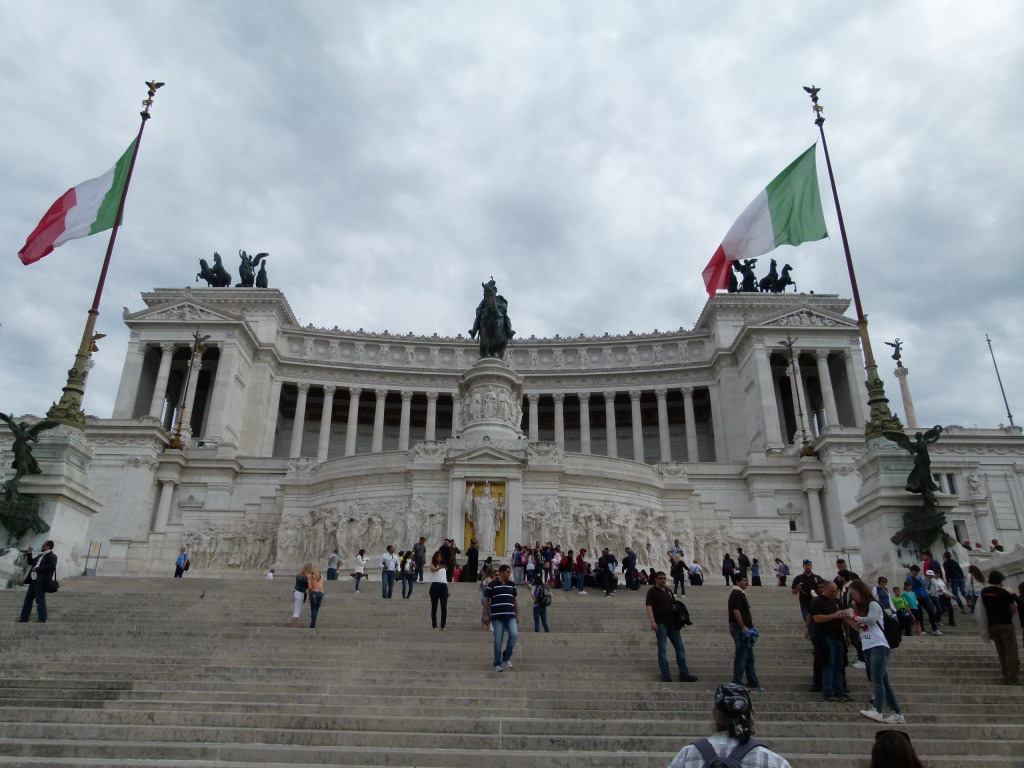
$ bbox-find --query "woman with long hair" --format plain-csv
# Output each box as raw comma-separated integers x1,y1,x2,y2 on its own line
844,579,905,725
291,563,315,628
307,565,325,628
869,729,927,768
353,548,368,593
428,550,449,631
400,550,416,599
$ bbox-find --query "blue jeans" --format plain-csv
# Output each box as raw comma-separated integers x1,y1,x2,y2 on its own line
533,604,549,632
381,571,395,598
492,617,518,666
308,591,323,628
20,582,47,622
656,623,691,680
326,568,338,581
561,571,573,591
950,577,967,608
354,573,363,592
576,572,585,591
822,636,846,696
729,624,759,688
402,573,415,598
865,645,900,715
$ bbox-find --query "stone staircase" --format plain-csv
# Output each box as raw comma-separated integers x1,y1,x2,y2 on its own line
1,575,1021,767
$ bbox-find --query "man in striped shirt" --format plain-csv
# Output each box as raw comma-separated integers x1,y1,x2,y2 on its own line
483,564,520,672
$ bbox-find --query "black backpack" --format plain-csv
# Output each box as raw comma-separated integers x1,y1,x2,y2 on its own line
692,737,764,767
535,586,552,607
882,612,902,650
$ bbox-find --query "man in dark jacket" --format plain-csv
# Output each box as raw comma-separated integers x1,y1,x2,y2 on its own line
980,570,1020,685
942,551,967,612
19,540,57,623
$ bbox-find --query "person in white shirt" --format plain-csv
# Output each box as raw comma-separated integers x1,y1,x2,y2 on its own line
380,545,399,599
353,549,368,593
667,683,791,768
843,579,905,725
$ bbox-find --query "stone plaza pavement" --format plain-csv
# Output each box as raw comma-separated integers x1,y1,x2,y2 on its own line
0,574,1022,767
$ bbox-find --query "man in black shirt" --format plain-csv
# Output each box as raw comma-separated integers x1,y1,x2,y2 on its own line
808,580,850,702
728,575,763,692
646,571,698,683
19,540,57,623
980,570,1020,685
791,559,822,622
942,551,967,612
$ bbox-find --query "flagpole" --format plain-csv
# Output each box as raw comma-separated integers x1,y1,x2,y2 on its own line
985,334,1015,427
47,81,164,429
803,86,902,440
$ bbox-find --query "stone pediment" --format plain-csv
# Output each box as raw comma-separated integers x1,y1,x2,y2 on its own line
444,438,529,465
125,299,242,325
759,308,855,329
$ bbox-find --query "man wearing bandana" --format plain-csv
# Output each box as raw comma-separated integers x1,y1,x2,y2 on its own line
667,683,792,767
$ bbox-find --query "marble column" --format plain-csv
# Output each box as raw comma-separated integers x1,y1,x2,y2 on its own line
843,350,870,426
153,479,177,533
604,391,618,459
655,388,671,463
805,486,826,542
527,394,540,442
425,391,438,441
372,389,388,452
682,386,699,463
578,393,592,454
345,387,362,456
894,366,917,429
553,393,565,449
756,348,785,447
399,389,413,450
290,383,310,458
813,351,840,429
261,380,283,456
178,351,204,439
451,394,461,435
203,344,237,442
789,353,812,441
317,385,336,462
629,390,645,463
112,339,147,418
148,343,176,420
707,384,724,462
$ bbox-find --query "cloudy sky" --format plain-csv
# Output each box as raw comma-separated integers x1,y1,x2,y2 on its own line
1,1,1021,430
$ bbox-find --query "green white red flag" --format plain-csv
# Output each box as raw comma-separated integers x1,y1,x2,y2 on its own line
702,144,828,296
18,139,137,265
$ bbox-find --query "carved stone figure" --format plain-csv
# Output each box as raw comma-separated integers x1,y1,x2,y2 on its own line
196,252,232,287
468,278,515,359
474,481,500,551
1,413,59,480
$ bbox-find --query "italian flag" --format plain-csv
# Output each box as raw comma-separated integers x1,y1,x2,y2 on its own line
18,139,138,265
702,144,828,296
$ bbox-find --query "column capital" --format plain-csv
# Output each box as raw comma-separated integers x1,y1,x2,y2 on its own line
810,349,831,361
578,391,591,403
527,393,540,404
681,386,694,397
553,393,565,404
629,389,643,402
375,388,389,401
160,342,176,353
400,389,414,401
654,388,668,400
603,390,617,400
425,391,439,403
349,387,362,398
323,385,337,397
296,383,310,395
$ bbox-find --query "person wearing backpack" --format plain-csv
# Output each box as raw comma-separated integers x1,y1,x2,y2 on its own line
532,575,551,632
843,579,906,725
666,683,792,768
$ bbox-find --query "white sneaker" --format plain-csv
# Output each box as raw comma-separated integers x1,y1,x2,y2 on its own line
494,665,502,673
859,708,884,723
852,660,866,669
932,630,944,636
883,713,906,724
578,590,587,595
504,660,513,670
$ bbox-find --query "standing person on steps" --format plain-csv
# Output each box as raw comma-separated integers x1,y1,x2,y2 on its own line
483,564,519,672
728,575,764,692
979,569,1020,685
18,541,57,623
290,563,313,628
380,545,399,599
428,550,450,631
173,547,189,578
353,548,368,593
843,579,905,724
645,571,699,683
307,565,325,629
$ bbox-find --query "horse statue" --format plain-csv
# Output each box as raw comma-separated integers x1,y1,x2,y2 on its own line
236,250,268,287
255,258,269,288
758,259,778,292
196,252,232,287
727,262,739,293
469,278,514,359
736,259,758,292
774,264,796,293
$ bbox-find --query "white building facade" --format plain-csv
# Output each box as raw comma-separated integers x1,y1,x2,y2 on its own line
34,287,1021,576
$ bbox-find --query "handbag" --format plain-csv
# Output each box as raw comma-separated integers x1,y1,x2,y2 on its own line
45,579,59,594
